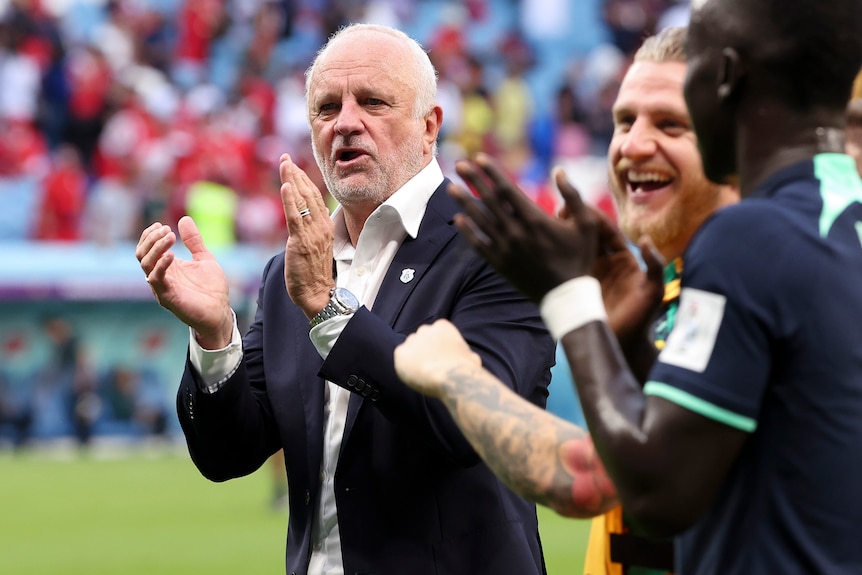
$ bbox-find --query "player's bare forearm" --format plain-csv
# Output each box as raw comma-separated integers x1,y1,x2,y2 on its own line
437,364,618,518
619,335,659,385
559,321,750,536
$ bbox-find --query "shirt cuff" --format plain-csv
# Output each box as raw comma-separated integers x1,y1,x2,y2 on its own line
309,314,351,360
188,310,243,394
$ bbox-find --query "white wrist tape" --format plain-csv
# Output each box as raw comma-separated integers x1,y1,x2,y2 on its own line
540,276,608,340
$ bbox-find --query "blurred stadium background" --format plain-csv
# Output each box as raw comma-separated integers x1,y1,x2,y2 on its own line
0,0,688,572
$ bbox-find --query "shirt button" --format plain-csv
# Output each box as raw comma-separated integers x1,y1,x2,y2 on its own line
356,266,366,276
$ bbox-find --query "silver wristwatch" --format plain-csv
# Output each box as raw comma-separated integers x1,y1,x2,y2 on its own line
309,287,360,328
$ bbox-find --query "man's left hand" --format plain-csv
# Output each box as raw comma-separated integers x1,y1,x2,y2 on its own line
279,153,336,319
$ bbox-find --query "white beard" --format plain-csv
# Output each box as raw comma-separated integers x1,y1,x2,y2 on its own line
314,137,426,207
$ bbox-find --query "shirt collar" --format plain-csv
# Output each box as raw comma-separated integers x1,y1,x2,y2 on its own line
331,158,444,249
380,159,444,239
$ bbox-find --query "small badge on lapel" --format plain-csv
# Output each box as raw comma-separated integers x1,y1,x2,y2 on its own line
400,268,415,283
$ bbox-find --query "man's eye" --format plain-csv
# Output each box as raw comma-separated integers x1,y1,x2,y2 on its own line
614,116,634,131
659,120,688,134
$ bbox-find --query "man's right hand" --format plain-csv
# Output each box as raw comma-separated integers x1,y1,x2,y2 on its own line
135,216,233,349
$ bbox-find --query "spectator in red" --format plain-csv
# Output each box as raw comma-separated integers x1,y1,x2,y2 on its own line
235,154,286,247
237,65,277,137
35,144,87,241
427,4,468,81
64,44,113,173
172,0,228,89
243,2,284,82
0,118,49,177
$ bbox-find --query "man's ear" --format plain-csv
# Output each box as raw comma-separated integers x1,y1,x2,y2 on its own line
424,105,443,151
717,48,744,102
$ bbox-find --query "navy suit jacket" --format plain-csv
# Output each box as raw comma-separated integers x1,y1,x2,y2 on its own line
177,181,555,575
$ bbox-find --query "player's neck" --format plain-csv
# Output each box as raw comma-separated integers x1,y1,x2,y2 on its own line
736,109,846,196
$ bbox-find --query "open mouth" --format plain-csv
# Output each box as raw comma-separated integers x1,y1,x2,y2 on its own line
626,171,673,194
335,148,369,165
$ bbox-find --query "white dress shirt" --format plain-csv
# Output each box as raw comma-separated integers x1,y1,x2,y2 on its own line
189,159,444,575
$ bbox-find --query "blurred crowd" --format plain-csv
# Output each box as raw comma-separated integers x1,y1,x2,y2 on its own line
0,314,171,449
0,0,688,249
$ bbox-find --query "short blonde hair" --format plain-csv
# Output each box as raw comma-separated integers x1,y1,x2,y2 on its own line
634,26,687,64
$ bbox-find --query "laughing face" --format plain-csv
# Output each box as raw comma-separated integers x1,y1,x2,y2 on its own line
608,60,732,260
307,31,438,209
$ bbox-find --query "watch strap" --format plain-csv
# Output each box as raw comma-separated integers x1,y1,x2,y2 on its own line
309,289,356,328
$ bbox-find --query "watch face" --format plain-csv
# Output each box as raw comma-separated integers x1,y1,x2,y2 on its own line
333,287,359,311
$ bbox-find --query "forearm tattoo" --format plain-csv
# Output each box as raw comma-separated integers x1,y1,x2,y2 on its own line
440,365,618,517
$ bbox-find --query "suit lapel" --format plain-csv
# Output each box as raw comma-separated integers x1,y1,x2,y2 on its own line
341,181,460,445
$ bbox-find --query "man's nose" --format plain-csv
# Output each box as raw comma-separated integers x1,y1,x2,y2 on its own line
335,101,364,136
620,120,658,160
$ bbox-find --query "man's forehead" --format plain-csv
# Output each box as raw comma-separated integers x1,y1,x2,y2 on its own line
614,62,689,114
618,61,686,95
313,35,410,84
310,58,406,98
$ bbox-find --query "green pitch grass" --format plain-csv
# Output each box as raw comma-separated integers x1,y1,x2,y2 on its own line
0,445,589,574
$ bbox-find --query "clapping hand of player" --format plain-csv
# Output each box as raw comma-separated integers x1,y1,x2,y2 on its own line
448,154,600,304
449,153,664,374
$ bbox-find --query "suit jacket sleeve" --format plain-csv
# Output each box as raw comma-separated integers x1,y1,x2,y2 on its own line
176,255,283,482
